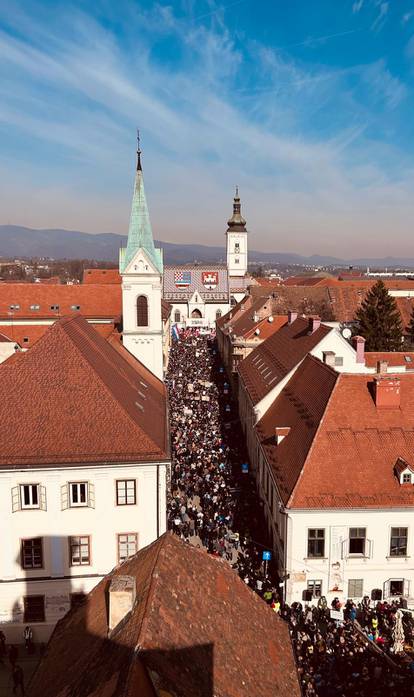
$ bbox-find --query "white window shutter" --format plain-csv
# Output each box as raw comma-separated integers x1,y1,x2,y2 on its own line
11,486,20,513
341,539,348,559
88,482,95,509
367,539,373,558
40,485,47,511
383,580,390,598
61,484,69,511
404,579,410,597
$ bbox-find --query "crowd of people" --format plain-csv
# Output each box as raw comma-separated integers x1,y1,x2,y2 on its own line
166,329,414,697
284,597,414,696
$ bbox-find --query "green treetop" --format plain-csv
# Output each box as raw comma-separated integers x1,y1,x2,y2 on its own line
354,279,403,351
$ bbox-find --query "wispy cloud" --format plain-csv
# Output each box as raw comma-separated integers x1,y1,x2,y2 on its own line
353,0,364,13
0,1,412,257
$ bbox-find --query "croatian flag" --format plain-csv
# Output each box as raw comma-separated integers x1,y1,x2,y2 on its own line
174,271,191,287
172,325,180,341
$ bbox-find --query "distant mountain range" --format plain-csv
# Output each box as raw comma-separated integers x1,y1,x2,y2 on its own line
0,225,413,268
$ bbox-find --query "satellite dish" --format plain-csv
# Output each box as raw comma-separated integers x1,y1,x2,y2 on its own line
268,316,274,323
342,327,352,339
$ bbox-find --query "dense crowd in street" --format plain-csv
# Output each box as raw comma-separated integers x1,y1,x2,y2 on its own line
166,329,414,697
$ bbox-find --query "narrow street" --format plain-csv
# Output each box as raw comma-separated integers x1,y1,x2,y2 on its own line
166,330,280,602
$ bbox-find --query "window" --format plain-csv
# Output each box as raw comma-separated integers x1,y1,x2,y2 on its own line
69,482,88,507
118,533,138,563
23,337,29,343
23,595,45,623
20,484,39,509
390,579,404,596
390,527,408,557
234,243,240,253
69,536,90,566
21,538,43,569
349,528,366,555
402,473,412,484
234,258,240,264
174,310,181,323
348,579,363,598
70,593,86,610
334,356,344,366
307,580,322,598
116,480,136,506
29,304,40,311
50,305,59,311
136,296,148,327
307,529,325,558
9,304,20,310
71,305,81,311
216,310,222,319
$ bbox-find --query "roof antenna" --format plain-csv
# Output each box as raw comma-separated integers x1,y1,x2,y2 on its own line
136,128,142,171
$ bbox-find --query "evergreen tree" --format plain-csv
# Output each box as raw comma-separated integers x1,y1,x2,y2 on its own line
354,279,403,351
408,306,414,345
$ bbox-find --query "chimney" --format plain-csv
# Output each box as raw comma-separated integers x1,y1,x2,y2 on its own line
323,350,336,368
253,312,259,322
373,376,400,409
308,316,321,334
352,335,366,364
288,310,298,325
377,360,388,375
275,426,291,444
109,575,136,632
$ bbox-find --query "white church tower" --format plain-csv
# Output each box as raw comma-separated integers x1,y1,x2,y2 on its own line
119,138,164,380
226,187,248,277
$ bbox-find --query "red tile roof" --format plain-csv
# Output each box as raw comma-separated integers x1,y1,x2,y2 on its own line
365,352,414,369
0,283,121,319
284,276,327,286
243,314,288,340
0,322,116,349
239,316,332,405
0,315,168,467
83,268,121,284
0,331,11,342
29,533,300,697
258,357,414,509
256,355,338,505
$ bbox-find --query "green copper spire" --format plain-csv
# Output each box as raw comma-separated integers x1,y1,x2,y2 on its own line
120,135,163,274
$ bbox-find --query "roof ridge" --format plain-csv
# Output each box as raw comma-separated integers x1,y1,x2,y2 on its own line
287,365,340,509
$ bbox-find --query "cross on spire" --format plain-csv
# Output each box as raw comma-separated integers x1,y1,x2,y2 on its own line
136,128,142,171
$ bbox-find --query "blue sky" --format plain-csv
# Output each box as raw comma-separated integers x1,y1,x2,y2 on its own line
0,0,414,257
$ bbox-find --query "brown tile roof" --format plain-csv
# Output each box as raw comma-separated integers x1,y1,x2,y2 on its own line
243,315,288,340
29,533,300,697
239,316,332,405
216,295,252,331
161,298,172,322
83,268,121,284
0,331,11,342
365,352,414,369
256,355,338,505
284,276,327,286
257,357,414,509
0,322,116,349
0,283,121,319
0,315,168,467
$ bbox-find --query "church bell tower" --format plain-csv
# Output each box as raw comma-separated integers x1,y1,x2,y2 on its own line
119,136,164,380
226,187,248,278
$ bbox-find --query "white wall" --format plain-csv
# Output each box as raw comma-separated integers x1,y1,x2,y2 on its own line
170,301,230,329
0,461,167,642
226,232,248,277
286,508,414,607
0,342,17,364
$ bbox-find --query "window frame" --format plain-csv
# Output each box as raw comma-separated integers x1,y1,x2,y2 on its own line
116,480,136,506
307,579,322,598
136,295,149,327
390,527,408,557
348,578,364,598
402,472,412,484
21,537,43,570
117,533,138,564
389,579,404,596
307,529,325,558
20,483,40,509
23,595,45,623
69,481,89,508
69,535,91,567
348,527,366,556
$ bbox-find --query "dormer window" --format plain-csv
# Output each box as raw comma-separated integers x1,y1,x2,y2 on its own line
394,457,414,485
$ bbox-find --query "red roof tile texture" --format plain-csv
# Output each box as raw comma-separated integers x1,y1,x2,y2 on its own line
0,322,116,349
365,352,414,368
0,283,121,319
29,533,300,697
0,315,168,467
258,355,414,509
239,316,331,405
83,268,122,284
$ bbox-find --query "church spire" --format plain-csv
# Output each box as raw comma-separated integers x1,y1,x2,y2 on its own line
119,136,163,274
227,186,247,232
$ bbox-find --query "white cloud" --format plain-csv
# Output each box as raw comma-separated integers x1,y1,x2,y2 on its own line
353,0,364,12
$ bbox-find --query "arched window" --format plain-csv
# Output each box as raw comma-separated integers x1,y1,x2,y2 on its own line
230,296,237,307
191,309,202,318
216,309,222,319
174,310,181,323
136,296,148,327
